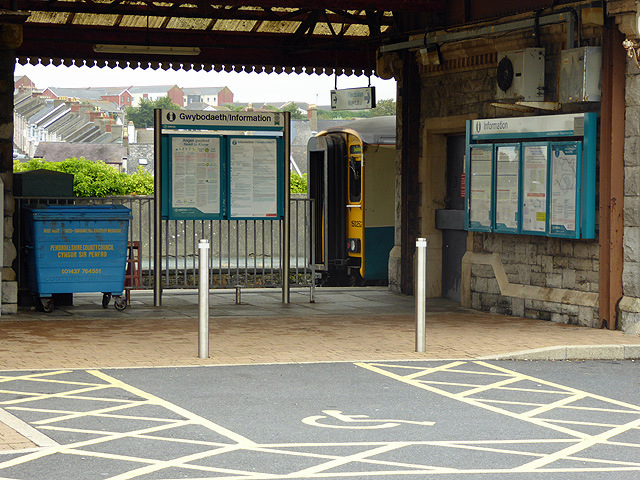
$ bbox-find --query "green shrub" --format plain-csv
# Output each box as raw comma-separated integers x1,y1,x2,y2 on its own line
290,172,307,194
15,157,304,196
13,158,154,197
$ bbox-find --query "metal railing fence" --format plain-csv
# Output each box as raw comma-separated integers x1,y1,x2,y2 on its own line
14,196,314,299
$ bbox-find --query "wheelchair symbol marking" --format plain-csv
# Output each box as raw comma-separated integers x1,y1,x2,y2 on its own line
302,410,435,429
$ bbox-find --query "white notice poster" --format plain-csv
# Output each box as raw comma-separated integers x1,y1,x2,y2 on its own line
469,146,493,229
550,143,579,235
522,143,548,233
230,138,279,218
495,145,519,231
171,137,221,215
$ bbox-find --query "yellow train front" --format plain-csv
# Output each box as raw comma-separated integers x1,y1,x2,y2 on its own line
307,116,396,286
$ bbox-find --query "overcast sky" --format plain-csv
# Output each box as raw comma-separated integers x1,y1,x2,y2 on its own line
14,63,397,106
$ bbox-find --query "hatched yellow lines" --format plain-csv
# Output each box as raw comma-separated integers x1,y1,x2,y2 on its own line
357,360,640,474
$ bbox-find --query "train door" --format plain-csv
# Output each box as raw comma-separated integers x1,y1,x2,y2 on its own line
307,134,349,284
436,135,468,301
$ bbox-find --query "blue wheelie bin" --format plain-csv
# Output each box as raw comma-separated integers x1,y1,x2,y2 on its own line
23,205,132,312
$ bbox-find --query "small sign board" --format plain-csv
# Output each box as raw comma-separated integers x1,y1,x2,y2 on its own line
330,87,376,111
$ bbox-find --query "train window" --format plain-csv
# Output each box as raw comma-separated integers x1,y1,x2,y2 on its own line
349,156,361,203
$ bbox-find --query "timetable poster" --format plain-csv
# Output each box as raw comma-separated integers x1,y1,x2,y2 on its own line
171,136,221,215
550,142,579,236
468,145,492,229
522,143,548,233
229,137,279,218
495,145,520,231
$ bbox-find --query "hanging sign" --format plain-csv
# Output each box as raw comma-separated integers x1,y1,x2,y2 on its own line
330,87,376,110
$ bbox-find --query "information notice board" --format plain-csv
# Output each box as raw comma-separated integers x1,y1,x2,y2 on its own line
170,136,222,218
468,145,493,231
229,137,280,218
550,142,581,237
464,113,596,239
494,144,519,233
521,143,548,235
162,134,284,220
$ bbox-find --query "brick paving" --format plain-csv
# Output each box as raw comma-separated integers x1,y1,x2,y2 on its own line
1,287,639,450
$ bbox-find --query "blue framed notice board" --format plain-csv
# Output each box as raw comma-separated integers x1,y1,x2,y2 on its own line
465,113,596,239
160,110,286,220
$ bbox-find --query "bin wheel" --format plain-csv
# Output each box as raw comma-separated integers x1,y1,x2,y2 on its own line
41,298,54,313
102,293,112,309
114,296,127,311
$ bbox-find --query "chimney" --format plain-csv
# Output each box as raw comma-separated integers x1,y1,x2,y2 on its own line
308,104,318,133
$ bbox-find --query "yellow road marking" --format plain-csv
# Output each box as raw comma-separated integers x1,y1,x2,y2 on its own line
89,370,256,446
358,361,640,475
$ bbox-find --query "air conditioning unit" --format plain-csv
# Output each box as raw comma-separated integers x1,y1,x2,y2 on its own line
496,48,545,102
559,46,602,103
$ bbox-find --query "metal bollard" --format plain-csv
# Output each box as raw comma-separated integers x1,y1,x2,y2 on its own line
415,238,427,353
198,239,210,359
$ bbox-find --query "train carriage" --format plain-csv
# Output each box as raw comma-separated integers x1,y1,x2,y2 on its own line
307,116,396,286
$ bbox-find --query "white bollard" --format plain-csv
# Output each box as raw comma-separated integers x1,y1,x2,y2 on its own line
198,239,210,359
415,238,427,353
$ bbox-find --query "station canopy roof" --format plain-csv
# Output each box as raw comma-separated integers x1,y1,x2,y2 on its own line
6,0,446,76
4,0,574,76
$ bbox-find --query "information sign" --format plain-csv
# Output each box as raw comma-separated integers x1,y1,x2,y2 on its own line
170,136,222,219
521,143,549,234
229,137,282,219
330,87,376,110
494,144,520,233
549,142,581,237
467,145,493,231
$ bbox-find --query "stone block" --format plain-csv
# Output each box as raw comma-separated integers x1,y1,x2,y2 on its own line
1,266,14,281
546,273,563,288
624,196,640,227
471,292,482,310
1,280,17,304
562,269,576,289
3,239,15,267
625,136,640,167
560,242,574,256
542,301,563,314
579,306,597,328
471,276,488,293
573,242,598,259
487,278,500,294
623,263,640,297
550,312,567,324
471,264,494,278
511,297,525,317
624,227,640,262
625,166,640,196
553,256,570,269
569,258,594,272
626,106,640,137
531,272,546,287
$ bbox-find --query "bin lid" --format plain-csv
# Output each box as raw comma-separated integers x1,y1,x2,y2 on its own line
24,204,132,220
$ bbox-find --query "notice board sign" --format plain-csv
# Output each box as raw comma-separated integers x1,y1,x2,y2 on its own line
168,135,223,219
229,137,283,219
466,145,493,231
521,143,549,235
464,112,596,239
494,144,520,233
549,142,581,237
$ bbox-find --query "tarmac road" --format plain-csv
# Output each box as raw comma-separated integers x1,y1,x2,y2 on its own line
0,359,639,479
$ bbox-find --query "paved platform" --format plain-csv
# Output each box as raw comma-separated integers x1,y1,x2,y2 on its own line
1,286,640,451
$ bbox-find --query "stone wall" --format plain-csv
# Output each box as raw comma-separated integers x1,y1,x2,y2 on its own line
412,27,602,326
619,33,640,334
